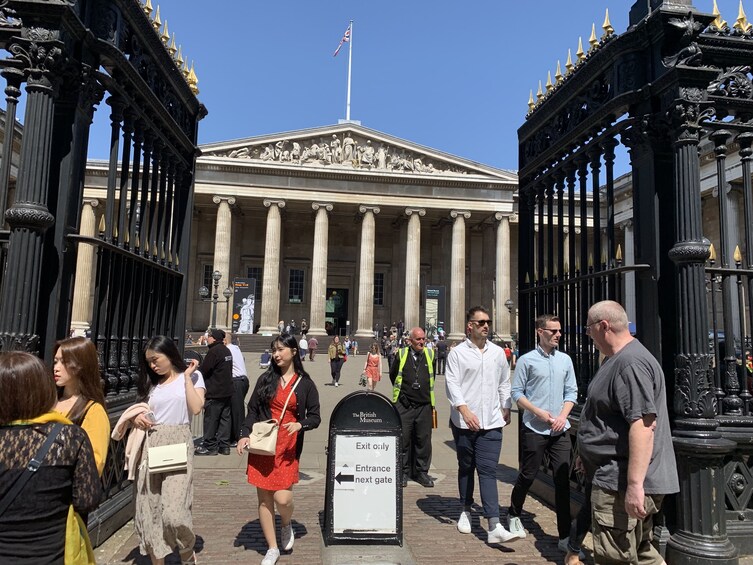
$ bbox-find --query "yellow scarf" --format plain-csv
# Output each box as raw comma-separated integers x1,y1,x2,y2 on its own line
9,411,72,426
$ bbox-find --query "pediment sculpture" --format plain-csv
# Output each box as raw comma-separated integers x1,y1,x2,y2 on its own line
208,132,470,175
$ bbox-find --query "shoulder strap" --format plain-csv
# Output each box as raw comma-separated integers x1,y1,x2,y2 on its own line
277,377,301,423
0,422,64,516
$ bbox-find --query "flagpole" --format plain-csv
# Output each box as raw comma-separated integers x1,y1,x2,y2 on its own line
346,20,353,121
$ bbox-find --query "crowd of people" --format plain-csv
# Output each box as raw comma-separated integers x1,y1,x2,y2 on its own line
0,298,676,565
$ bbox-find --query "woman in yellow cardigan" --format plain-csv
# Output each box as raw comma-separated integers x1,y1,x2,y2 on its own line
53,337,110,475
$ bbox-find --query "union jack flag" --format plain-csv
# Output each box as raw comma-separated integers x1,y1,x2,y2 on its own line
333,23,351,57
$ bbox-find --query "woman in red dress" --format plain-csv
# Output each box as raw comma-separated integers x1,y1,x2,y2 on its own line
237,334,320,565
362,342,383,391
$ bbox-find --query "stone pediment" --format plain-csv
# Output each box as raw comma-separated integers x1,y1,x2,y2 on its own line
201,124,517,182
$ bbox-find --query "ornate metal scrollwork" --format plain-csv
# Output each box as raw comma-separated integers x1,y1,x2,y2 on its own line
663,14,704,68
4,203,55,231
668,90,715,143
708,66,753,99
674,353,717,418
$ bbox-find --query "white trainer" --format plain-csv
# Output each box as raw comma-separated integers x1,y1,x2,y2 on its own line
487,523,520,544
261,548,280,565
457,510,472,534
558,537,586,559
506,515,527,539
281,523,294,551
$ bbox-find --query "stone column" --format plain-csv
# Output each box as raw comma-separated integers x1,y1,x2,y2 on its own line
212,195,235,329
308,202,333,336
495,212,512,341
404,208,425,330
356,206,380,338
258,199,285,334
70,199,99,335
448,210,471,340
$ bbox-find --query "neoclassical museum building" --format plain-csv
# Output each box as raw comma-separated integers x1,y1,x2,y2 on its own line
79,123,521,341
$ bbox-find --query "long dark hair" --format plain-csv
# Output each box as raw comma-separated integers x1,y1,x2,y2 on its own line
137,336,187,399
54,337,106,425
0,352,57,425
256,333,309,404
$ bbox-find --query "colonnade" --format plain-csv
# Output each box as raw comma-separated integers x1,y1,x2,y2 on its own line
71,195,517,340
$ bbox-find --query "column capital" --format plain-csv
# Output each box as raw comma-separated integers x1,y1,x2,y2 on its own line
575,227,582,235
263,199,286,209
494,212,505,222
563,226,570,235
619,219,634,230
83,198,100,209
450,210,471,220
212,195,236,206
359,205,380,215
404,207,425,217
312,202,333,212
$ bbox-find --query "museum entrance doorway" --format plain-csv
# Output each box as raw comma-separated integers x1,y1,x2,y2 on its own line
325,288,349,336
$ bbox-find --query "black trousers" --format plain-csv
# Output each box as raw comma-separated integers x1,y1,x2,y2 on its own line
435,355,446,375
330,358,344,382
509,426,572,539
395,400,433,477
202,396,232,451
230,377,250,442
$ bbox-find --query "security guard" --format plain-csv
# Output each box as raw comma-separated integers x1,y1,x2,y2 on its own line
390,326,435,487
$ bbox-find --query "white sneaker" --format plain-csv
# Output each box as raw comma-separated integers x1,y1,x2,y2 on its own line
558,537,586,559
457,510,471,534
261,548,280,565
487,523,520,544
281,523,294,550
506,515,527,539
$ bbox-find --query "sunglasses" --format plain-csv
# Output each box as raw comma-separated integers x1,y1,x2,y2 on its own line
470,319,492,326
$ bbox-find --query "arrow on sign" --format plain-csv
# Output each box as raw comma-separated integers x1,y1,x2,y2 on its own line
335,471,354,484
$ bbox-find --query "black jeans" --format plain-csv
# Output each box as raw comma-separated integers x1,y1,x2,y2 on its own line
202,396,232,451
509,426,572,539
230,377,250,442
568,480,592,553
330,358,344,382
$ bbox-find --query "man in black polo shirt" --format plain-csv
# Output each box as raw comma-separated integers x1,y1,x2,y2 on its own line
196,328,234,455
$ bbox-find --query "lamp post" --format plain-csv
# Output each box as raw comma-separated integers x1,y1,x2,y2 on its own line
505,298,514,342
198,270,233,330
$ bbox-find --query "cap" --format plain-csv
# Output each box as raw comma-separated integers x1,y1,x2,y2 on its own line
210,328,226,341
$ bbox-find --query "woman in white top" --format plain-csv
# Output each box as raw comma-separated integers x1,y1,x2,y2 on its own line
131,335,205,565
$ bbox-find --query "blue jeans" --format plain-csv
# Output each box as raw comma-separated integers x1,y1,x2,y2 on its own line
451,422,503,519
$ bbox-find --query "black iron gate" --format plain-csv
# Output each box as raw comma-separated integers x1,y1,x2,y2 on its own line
517,1,753,563
0,0,205,543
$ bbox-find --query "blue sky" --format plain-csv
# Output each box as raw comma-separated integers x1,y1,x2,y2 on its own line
27,1,748,170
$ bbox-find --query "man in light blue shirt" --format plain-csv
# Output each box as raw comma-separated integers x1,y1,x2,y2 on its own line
507,314,578,553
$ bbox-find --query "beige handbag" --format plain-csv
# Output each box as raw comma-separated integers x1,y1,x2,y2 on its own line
147,434,188,474
246,377,301,456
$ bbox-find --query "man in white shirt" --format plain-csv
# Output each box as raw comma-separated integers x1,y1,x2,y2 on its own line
225,333,249,447
445,306,520,546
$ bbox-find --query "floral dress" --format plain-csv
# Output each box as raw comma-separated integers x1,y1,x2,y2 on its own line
365,352,381,382
247,375,300,490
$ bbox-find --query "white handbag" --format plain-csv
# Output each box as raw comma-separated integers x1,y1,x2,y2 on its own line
246,377,301,456
147,434,188,474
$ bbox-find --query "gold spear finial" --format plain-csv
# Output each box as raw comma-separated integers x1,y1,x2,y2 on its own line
160,19,170,44
735,0,752,33
575,256,581,272
545,71,554,93
188,61,199,95
124,228,130,245
143,0,153,17
734,245,743,263
524,272,530,284
152,6,161,31
182,56,191,78
528,90,535,112
709,243,716,262
176,45,184,67
175,254,180,268
601,250,607,265
712,0,728,29
565,49,574,73
168,33,177,57
576,37,586,61
588,253,594,268
135,233,140,249
98,214,105,234
589,23,599,50
602,8,614,37
555,60,563,84
616,243,623,262
536,80,544,100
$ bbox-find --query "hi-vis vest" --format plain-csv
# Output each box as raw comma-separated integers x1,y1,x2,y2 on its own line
392,346,435,407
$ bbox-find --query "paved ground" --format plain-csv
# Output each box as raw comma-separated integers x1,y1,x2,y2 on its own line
96,347,586,564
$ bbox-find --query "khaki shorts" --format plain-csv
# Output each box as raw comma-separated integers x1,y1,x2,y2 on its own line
591,485,665,565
